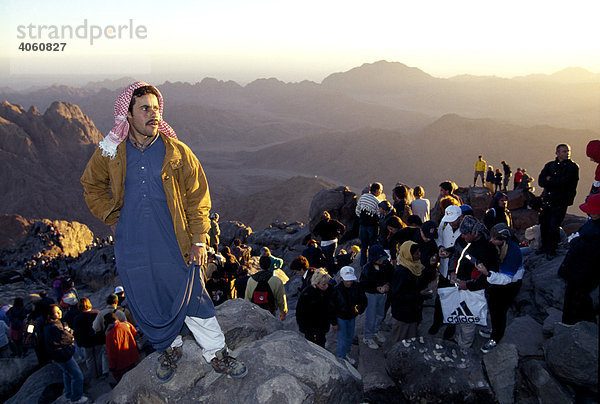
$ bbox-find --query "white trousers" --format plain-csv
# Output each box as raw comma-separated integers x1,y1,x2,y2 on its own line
170,316,226,362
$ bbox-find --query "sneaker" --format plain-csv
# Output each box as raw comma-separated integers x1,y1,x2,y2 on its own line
362,338,379,350
374,331,386,343
481,339,497,354
156,346,183,383
344,355,356,366
210,347,248,379
70,396,89,404
479,329,492,339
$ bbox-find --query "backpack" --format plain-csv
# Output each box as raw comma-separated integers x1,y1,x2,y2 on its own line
251,274,276,313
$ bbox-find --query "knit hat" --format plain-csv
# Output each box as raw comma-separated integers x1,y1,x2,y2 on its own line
490,223,514,241
368,244,388,263
459,215,488,239
460,205,474,216
98,81,177,159
378,200,392,212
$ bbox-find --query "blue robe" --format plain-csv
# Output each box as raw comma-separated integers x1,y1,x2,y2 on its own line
114,137,215,351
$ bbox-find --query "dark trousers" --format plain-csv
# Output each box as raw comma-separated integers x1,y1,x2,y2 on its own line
562,284,597,325
321,243,337,274
539,204,568,254
359,225,378,266
304,331,326,348
432,276,453,328
488,281,521,342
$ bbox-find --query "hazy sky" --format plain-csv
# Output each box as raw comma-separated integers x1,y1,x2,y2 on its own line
1,0,599,85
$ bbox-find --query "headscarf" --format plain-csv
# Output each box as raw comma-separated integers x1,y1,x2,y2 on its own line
396,241,424,276
98,81,177,159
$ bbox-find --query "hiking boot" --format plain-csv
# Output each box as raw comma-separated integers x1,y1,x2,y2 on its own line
374,331,386,343
481,339,497,354
210,347,248,379
362,338,379,350
443,325,456,340
156,346,182,383
428,323,441,335
479,329,492,339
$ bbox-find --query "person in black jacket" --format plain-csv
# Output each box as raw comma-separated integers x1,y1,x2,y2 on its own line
329,266,367,365
391,241,436,342
455,216,499,348
73,298,104,379
296,269,333,347
313,211,346,274
483,192,512,230
44,304,88,403
301,239,326,269
558,194,600,325
538,144,579,258
360,244,394,349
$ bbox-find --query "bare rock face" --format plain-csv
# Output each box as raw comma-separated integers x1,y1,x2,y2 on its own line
506,189,527,210
543,321,598,391
215,298,283,349
308,186,357,238
0,354,41,401
109,329,363,403
71,245,116,290
4,363,63,404
0,214,30,249
510,208,539,233
482,343,519,404
385,337,493,403
466,187,493,219
520,359,573,403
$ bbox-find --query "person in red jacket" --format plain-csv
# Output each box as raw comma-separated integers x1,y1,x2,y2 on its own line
104,313,139,383
586,140,600,197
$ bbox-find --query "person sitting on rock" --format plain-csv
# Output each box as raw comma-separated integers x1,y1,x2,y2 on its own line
558,194,600,325
483,192,512,230
244,256,287,320
104,312,139,383
290,255,314,293
296,269,334,347
360,244,394,350
474,224,524,353
260,247,289,284
329,266,367,366
391,241,436,342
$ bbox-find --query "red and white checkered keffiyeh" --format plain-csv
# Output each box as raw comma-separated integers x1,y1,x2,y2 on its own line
98,81,177,158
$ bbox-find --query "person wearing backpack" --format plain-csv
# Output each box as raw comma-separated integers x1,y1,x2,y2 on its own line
244,256,287,319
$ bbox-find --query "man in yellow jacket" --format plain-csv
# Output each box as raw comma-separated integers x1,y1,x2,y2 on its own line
474,155,487,187
81,82,247,382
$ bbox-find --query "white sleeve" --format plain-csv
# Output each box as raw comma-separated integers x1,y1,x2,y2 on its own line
486,271,513,285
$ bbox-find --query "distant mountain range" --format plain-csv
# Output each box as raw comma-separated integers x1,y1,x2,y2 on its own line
0,61,598,236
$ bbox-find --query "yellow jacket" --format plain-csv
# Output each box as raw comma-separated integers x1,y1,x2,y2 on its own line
80,133,211,262
474,159,487,172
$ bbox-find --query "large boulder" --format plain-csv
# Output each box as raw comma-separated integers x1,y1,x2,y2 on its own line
385,337,493,403
0,354,41,400
4,363,63,404
502,315,544,357
506,189,527,210
215,299,284,349
525,254,566,313
543,321,598,391
219,221,253,246
110,330,363,403
510,209,539,233
520,359,573,403
308,186,357,238
466,187,492,219
71,245,117,290
247,221,309,259
482,343,519,404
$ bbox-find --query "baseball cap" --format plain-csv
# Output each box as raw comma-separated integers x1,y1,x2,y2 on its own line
340,266,357,281
114,286,125,294
442,205,462,223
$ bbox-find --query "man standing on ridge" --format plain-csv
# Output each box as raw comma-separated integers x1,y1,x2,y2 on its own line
474,155,487,187
81,82,247,382
538,144,579,259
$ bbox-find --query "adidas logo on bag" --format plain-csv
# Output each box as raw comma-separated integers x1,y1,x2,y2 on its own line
446,301,481,324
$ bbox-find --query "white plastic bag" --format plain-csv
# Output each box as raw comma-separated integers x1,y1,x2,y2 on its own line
438,286,487,326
